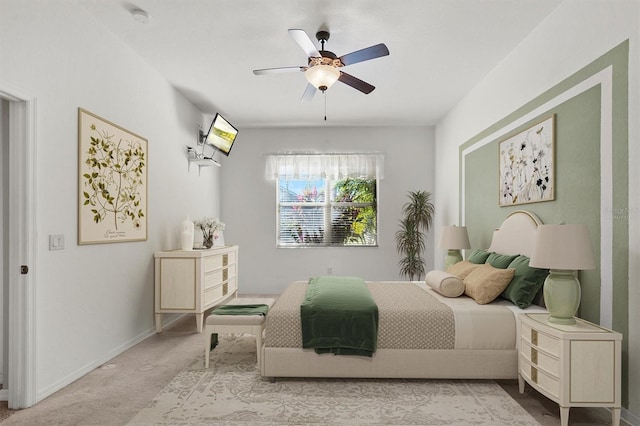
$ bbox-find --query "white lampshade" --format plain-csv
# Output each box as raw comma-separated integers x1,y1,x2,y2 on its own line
529,224,596,270
305,65,340,90
439,226,471,250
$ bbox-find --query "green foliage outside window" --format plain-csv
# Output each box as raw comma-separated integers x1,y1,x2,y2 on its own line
278,176,377,247
331,178,377,245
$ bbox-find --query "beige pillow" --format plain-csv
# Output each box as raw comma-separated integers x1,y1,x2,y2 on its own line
446,260,482,279
464,264,515,304
425,270,465,297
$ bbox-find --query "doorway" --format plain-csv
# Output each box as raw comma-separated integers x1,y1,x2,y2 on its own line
0,86,36,409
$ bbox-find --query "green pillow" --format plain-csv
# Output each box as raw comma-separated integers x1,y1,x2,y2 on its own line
486,252,519,269
501,255,549,308
468,249,491,264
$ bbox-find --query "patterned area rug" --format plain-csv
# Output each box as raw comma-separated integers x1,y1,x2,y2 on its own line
128,335,540,425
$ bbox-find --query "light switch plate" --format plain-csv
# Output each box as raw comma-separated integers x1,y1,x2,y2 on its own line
49,234,65,250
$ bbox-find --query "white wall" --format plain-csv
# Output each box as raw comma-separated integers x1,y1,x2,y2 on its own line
0,1,219,401
220,126,435,295
434,0,639,419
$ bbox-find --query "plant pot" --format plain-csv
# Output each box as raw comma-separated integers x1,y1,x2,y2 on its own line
203,234,214,249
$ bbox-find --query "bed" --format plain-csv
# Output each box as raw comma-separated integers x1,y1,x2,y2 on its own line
261,210,548,380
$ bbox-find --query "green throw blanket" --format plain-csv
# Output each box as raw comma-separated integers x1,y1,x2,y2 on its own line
300,276,378,357
211,304,270,316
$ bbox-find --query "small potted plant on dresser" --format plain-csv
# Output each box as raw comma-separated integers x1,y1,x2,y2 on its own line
194,217,225,249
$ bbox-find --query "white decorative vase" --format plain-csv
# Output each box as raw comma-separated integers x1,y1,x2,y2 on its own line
181,217,194,251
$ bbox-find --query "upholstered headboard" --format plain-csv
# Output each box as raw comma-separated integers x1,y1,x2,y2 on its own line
487,210,542,257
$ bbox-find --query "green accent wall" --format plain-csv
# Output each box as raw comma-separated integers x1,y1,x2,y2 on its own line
459,40,629,404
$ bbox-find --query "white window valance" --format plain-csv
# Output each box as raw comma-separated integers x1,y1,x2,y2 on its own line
265,153,384,181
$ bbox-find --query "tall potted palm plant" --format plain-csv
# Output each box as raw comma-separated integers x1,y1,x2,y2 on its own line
395,190,434,281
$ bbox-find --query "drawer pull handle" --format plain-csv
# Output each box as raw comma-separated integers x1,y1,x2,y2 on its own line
223,283,228,295
223,269,228,281
531,348,538,364
223,254,228,266
531,329,538,345
531,367,538,384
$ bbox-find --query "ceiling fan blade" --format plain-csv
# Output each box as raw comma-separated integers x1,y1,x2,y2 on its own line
339,43,389,66
301,83,317,102
253,66,306,75
338,72,375,94
288,29,321,58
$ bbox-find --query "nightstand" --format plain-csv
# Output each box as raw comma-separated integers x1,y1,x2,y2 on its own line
518,313,622,426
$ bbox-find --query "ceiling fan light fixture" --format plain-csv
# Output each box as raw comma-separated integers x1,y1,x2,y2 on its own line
305,65,340,91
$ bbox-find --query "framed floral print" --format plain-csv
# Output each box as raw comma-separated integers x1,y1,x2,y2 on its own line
499,115,555,206
78,108,147,244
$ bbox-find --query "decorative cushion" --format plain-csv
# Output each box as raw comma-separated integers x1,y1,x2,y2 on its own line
500,255,549,308
468,249,491,264
425,270,465,298
486,252,519,269
464,264,515,305
446,260,482,279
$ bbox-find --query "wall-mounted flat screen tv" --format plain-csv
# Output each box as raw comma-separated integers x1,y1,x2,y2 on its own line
204,113,238,156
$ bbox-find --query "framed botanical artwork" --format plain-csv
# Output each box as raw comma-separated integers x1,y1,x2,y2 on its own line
78,108,147,244
499,115,555,206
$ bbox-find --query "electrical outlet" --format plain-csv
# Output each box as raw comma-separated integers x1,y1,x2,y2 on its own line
327,267,333,275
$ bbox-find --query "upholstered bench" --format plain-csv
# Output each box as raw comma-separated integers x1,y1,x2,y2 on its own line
204,297,275,369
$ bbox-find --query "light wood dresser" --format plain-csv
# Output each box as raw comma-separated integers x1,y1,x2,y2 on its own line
154,246,238,332
518,313,622,426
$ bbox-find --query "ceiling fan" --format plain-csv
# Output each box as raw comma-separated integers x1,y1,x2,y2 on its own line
253,29,390,101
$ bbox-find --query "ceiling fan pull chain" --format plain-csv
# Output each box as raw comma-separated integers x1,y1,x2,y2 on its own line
324,92,327,121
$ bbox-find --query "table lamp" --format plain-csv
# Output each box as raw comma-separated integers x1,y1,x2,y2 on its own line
529,224,596,325
439,226,471,269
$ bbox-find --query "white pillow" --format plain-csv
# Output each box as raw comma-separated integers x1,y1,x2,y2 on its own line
425,270,465,298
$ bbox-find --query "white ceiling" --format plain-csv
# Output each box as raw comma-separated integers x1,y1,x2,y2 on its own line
81,0,562,128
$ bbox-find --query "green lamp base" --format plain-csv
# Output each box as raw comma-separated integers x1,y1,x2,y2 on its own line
444,249,463,269
543,269,580,325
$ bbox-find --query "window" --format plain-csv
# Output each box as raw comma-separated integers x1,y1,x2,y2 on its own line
266,154,383,247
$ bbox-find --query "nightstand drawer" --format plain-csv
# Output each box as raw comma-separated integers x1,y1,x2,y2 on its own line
521,358,560,399
522,323,559,356
521,340,559,377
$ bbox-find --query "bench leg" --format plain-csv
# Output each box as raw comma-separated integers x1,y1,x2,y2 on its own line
255,326,263,371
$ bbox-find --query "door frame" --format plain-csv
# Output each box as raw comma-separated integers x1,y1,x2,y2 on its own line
0,83,36,409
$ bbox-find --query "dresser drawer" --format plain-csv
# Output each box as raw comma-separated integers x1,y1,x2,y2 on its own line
203,284,224,306
204,270,223,289
203,255,223,272
522,323,559,356
521,339,559,377
224,251,236,265
203,251,237,272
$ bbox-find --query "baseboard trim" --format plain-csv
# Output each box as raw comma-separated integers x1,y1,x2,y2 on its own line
34,325,159,403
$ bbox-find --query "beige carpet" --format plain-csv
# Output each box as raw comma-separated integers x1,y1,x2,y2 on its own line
128,334,540,425
0,314,616,425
